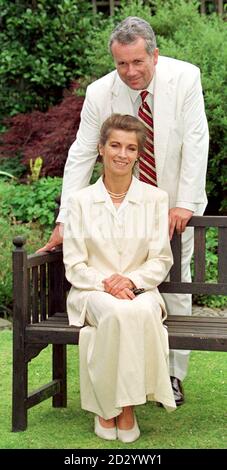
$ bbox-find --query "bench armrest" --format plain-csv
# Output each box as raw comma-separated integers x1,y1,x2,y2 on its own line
13,238,66,326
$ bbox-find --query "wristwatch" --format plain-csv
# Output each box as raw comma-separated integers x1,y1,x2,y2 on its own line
131,287,145,296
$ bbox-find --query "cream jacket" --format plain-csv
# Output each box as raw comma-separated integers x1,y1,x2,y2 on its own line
58,56,209,222
63,177,173,326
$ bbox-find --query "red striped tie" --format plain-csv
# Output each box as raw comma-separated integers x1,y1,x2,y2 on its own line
138,90,157,186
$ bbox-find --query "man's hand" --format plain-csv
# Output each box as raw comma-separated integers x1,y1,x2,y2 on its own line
169,208,193,240
103,273,135,299
36,223,64,253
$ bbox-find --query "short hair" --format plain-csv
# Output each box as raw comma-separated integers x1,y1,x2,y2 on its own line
109,16,157,55
99,114,146,153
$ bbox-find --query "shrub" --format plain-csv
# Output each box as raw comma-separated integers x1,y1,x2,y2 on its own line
0,86,84,176
0,177,62,230
1,1,226,211
0,216,49,317
0,0,96,120
0,177,63,316
0,155,27,178
90,162,103,185
193,228,227,308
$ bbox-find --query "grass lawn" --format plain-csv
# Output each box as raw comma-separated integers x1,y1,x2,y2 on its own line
0,330,226,449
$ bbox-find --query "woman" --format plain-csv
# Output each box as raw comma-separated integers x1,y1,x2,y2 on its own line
63,114,176,444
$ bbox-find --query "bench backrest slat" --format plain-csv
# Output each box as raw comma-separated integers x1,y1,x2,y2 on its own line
159,216,227,295
48,259,66,317
40,264,47,321
194,226,206,282
31,266,39,323
159,281,227,295
169,233,181,282
218,227,227,283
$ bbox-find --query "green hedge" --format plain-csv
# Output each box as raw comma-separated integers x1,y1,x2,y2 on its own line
1,1,226,211
0,177,62,315
0,0,96,119
0,177,62,228
192,228,227,309
0,216,49,315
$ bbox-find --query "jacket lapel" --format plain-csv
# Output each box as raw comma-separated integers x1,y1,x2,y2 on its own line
153,59,174,184
92,177,118,218
111,74,134,116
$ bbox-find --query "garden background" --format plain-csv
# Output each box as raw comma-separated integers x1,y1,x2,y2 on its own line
0,0,226,450
0,0,227,318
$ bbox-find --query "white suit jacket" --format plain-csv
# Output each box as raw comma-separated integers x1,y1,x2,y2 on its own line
58,56,209,223
63,177,173,326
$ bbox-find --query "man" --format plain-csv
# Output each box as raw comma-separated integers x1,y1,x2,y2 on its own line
38,17,209,405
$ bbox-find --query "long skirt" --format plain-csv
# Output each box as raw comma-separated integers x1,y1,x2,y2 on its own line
79,291,176,419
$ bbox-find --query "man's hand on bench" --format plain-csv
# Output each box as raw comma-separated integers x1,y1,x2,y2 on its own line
169,208,193,240
36,223,64,253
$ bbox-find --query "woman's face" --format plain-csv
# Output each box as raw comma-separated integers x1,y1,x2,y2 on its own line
99,129,139,178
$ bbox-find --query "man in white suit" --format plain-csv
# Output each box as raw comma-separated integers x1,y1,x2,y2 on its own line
38,17,209,404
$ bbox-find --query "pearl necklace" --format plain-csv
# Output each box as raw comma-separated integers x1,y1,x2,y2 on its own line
107,190,127,200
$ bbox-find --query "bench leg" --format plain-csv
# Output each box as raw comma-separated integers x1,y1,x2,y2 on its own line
52,344,67,407
12,361,28,431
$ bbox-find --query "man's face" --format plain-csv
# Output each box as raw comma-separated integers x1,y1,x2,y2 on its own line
111,37,158,90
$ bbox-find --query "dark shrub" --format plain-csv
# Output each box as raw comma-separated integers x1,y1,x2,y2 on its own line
0,85,84,176
0,0,96,120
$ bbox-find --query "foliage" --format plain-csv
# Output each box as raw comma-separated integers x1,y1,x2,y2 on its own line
0,155,27,178
193,228,227,308
0,0,226,210
28,156,43,183
0,170,15,180
0,178,62,228
0,217,49,313
85,0,227,214
0,88,84,176
0,0,96,120
90,162,103,185
0,176,61,311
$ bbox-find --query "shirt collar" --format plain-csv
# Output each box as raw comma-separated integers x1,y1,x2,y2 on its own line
127,74,155,103
93,176,143,204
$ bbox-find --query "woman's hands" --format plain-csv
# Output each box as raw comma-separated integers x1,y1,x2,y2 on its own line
103,274,136,300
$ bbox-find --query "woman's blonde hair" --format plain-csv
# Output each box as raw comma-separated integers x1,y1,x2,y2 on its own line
99,114,146,153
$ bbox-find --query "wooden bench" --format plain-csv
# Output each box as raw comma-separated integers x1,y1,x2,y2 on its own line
12,215,227,431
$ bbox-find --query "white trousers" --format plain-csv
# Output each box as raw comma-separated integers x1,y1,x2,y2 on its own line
162,227,194,381
79,291,176,419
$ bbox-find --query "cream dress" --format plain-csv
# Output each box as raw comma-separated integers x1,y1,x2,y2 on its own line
63,177,176,418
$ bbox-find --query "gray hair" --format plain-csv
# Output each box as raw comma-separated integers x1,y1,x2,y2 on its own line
109,16,157,55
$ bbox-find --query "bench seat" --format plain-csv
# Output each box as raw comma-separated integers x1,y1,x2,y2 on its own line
24,312,227,351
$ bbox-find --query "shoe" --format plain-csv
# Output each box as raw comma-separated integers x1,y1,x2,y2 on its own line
156,376,185,407
117,414,140,444
170,376,184,406
94,415,117,440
